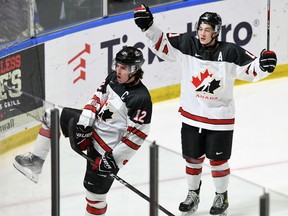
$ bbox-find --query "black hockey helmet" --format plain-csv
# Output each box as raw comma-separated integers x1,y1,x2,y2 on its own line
196,12,222,34
115,46,145,73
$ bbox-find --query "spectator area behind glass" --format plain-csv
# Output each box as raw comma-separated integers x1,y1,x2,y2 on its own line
0,0,181,50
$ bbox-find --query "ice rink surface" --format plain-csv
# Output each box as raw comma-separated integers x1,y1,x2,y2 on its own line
1,77,288,216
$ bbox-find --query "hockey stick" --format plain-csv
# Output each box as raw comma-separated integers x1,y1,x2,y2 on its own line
68,119,175,216
267,0,270,50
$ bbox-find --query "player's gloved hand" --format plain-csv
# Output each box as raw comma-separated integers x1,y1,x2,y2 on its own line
134,4,153,31
75,125,93,151
259,49,277,73
93,152,118,178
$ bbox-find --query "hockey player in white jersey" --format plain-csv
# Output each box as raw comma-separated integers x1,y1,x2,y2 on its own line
134,5,277,216
13,46,152,216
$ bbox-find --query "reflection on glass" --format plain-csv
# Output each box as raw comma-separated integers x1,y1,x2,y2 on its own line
35,0,103,31
0,0,30,46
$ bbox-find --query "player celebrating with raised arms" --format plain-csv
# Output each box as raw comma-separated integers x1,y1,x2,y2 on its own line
134,4,276,216
14,46,152,216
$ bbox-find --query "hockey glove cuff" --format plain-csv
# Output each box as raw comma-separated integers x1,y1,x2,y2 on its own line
75,125,93,151
94,152,118,178
134,4,154,31
259,49,277,73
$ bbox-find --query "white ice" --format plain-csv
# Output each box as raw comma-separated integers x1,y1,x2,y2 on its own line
1,77,288,216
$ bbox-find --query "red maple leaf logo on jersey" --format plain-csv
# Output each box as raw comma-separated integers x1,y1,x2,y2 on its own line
191,69,221,94
192,69,212,88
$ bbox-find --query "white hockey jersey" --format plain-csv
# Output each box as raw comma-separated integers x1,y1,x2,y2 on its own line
144,23,271,131
78,71,152,168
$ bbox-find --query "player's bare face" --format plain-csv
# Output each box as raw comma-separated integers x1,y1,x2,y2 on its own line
116,63,134,84
198,24,216,46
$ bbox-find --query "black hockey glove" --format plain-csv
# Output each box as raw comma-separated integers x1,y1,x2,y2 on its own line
94,152,118,178
134,4,154,31
75,125,93,151
259,49,277,73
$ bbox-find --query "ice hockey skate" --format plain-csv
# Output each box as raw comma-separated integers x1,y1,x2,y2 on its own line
179,181,201,216
13,152,44,184
209,191,229,216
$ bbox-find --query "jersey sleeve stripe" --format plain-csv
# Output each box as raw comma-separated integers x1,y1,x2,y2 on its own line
84,104,97,113
121,137,141,150
155,32,164,51
92,95,100,102
127,126,148,139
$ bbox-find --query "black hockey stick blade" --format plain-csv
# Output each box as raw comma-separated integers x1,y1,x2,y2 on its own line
68,118,175,216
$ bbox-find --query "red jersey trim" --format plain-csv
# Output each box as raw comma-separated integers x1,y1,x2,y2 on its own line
127,126,147,140
179,107,235,125
121,137,141,150
92,131,112,153
84,104,97,113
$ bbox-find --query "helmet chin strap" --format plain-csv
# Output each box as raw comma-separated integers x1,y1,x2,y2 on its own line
123,71,138,86
124,76,133,84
